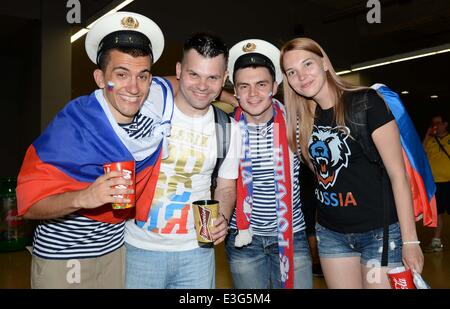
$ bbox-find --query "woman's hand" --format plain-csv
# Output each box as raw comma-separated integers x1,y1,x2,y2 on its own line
402,244,424,273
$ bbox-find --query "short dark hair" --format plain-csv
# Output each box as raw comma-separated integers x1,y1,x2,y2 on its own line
97,47,151,71
182,32,229,64
233,53,276,84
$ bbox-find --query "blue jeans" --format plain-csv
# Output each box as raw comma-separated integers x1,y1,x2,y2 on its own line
125,243,215,288
225,230,313,289
315,222,403,267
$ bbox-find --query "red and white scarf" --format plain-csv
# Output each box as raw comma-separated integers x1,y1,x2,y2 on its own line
234,100,294,288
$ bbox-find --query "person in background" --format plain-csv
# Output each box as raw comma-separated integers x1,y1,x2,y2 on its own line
423,113,450,252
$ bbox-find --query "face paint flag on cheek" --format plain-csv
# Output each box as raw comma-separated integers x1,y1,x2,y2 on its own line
107,81,115,91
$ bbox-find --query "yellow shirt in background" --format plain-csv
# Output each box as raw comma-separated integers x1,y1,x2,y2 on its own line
425,133,450,182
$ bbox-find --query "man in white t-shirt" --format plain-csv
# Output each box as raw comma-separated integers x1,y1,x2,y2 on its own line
125,33,241,288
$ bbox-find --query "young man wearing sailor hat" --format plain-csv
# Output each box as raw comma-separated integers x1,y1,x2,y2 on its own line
17,12,173,288
225,39,313,288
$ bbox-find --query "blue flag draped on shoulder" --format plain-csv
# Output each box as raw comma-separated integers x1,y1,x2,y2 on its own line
372,84,437,227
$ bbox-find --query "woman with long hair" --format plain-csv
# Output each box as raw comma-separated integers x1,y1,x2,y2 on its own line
280,37,423,288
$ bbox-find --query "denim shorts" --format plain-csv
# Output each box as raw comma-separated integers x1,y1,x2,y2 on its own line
315,222,403,268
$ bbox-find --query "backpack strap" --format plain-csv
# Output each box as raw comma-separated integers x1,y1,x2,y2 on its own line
346,90,381,164
379,165,390,267
434,136,450,160
211,105,231,189
346,89,390,267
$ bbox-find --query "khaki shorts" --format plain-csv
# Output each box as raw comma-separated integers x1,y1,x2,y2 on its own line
31,245,125,289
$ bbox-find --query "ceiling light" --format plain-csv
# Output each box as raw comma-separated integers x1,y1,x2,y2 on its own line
430,95,438,99
337,43,450,75
70,28,89,43
336,70,352,75
401,91,409,94
71,0,135,43
352,61,391,71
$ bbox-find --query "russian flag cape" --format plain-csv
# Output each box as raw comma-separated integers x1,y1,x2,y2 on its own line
372,84,437,227
17,77,173,224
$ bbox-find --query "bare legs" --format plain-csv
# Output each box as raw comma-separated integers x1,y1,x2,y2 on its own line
320,257,392,288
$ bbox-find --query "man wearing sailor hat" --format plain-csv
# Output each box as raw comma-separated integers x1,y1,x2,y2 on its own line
225,39,313,289
17,12,173,288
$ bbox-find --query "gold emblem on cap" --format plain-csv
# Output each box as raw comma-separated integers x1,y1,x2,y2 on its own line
242,42,256,53
121,16,139,29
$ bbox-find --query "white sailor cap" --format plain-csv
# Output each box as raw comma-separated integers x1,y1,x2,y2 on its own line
85,11,164,65
228,39,282,85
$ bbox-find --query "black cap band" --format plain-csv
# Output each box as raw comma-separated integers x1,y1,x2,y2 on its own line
233,53,276,82
97,30,153,64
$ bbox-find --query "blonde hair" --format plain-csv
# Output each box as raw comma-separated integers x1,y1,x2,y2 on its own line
280,37,366,164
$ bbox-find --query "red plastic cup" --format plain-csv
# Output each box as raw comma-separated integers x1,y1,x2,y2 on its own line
103,161,135,210
387,266,416,289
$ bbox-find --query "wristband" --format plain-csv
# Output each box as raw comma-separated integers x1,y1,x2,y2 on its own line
402,240,421,245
